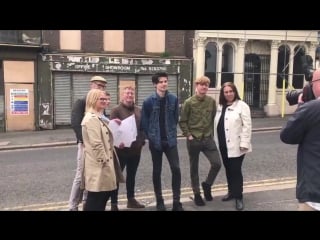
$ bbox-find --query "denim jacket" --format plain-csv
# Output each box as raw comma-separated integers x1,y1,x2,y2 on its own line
141,91,179,151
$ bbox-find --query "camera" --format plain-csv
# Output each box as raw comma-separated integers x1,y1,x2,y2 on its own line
286,84,315,105
286,54,315,105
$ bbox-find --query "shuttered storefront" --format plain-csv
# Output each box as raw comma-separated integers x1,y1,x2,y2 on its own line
53,73,71,125
103,74,118,115
53,72,118,126
53,72,178,126
136,74,178,107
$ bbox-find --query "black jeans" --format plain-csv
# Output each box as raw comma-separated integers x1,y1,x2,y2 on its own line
110,148,142,204
149,142,181,203
220,146,245,199
84,191,112,211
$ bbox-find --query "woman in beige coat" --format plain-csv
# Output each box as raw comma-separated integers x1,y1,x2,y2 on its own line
82,89,124,211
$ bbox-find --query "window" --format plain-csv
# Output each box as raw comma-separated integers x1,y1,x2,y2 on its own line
277,45,290,88
145,30,165,53
0,30,18,43
205,42,217,87
103,30,124,52
221,43,234,85
60,30,81,50
292,46,305,89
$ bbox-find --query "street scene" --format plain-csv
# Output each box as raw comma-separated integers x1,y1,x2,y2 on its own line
1,30,319,211
0,117,298,211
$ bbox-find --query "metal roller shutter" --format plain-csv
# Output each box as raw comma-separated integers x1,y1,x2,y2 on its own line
168,74,178,95
103,74,117,115
72,73,118,116
136,74,178,107
137,75,153,107
72,73,91,102
53,73,71,125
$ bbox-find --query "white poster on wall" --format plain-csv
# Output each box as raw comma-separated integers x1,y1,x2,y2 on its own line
10,89,29,115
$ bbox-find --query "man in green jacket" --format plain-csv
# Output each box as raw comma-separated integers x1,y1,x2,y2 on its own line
179,76,221,207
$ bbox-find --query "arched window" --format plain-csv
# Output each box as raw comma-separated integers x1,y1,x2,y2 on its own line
221,43,234,85
204,42,217,87
292,46,305,89
277,45,290,88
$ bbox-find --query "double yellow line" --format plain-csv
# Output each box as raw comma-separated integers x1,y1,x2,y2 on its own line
2,177,296,211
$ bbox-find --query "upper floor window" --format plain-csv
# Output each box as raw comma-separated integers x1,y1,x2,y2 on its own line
103,30,124,52
0,30,18,43
60,30,81,50
145,30,165,53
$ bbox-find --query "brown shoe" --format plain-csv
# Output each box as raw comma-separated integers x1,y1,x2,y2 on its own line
127,198,145,208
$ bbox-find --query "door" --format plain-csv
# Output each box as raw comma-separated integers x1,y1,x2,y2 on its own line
244,54,261,108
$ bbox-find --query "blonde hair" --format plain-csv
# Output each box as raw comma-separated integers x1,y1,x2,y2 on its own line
85,88,104,112
195,76,210,85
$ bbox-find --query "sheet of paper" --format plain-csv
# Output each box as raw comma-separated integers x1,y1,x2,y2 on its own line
108,114,137,148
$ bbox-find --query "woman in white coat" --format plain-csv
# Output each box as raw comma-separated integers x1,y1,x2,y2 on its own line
214,82,252,211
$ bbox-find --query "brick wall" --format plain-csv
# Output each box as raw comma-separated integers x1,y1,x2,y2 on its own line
42,30,59,52
165,30,186,57
124,30,145,54
82,30,103,52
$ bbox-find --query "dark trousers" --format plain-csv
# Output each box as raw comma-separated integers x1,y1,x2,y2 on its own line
187,137,221,194
149,143,181,203
84,191,112,211
220,146,245,199
110,149,141,204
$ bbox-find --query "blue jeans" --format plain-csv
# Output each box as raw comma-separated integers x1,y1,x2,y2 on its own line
68,143,88,210
149,142,181,203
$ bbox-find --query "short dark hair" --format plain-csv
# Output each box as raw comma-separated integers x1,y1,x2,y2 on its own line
152,72,168,84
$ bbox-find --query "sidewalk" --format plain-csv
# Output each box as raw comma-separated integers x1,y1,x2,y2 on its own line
116,179,297,211
0,116,290,151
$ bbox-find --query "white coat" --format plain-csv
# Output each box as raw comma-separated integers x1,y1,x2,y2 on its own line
214,100,252,158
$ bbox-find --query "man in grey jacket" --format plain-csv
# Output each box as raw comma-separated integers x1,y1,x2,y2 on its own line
280,69,320,211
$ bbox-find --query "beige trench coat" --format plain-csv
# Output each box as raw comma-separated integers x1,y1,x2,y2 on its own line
81,112,125,192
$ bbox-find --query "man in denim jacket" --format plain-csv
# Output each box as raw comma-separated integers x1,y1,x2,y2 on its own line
141,72,183,211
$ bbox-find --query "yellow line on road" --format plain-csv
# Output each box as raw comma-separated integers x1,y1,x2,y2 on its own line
2,177,296,211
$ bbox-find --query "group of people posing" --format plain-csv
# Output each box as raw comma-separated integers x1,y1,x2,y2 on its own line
68,72,252,211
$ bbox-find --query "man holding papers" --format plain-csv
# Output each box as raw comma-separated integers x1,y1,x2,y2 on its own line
109,86,146,210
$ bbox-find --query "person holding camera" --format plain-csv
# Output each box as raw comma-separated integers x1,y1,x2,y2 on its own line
280,69,320,211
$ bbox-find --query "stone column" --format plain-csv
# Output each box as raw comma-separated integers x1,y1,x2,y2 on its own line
195,37,206,79
309,42,318,68
264,40,280,116
288,49,294,87
234,39,246,98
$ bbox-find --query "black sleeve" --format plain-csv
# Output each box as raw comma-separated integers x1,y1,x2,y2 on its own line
71,98,85,143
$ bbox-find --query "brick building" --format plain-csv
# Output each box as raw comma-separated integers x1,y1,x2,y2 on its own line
0,30,194,131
